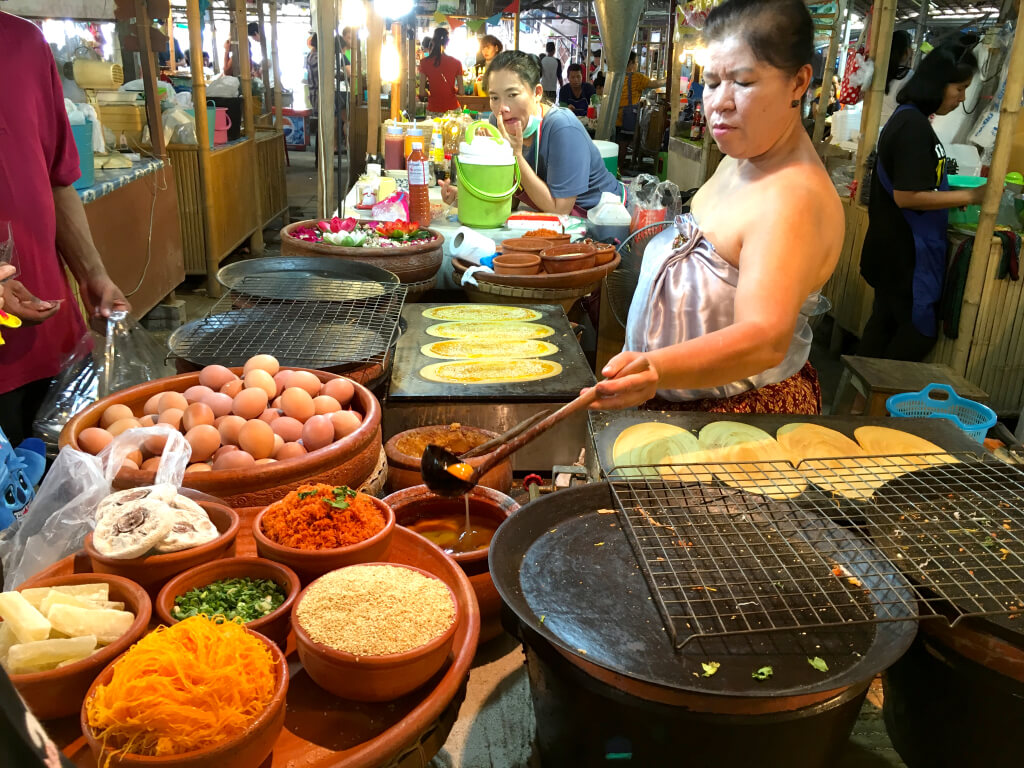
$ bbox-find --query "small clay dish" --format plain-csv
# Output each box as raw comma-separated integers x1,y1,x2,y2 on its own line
539,242,597,274
583,238,616,265
492,252,541,276
82,627,288,768
293,562,459,702
526,232,571,245
252,495,396,583
499,237,553,255
9,573,151,721
84,498,240,596
384,424,512,495
155,557,301,649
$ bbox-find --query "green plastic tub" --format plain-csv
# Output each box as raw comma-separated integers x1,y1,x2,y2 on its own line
593,140,619,176
948,174,986,230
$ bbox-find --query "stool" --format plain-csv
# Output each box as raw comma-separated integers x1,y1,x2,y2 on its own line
831,355,989,417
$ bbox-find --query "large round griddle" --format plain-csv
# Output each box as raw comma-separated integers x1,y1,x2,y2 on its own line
216,256,399,299
490,482,918,699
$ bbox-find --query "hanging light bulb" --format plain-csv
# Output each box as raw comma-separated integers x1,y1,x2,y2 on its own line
373,0,414,19
341,0,367,28
380,33,401,82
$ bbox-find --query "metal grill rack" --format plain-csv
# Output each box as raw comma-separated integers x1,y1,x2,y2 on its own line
608,454,1024,649
169,275,406,369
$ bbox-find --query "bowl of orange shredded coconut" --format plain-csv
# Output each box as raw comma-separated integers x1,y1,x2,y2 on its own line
253,483,395,582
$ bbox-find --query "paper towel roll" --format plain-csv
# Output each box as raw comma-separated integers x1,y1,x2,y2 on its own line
450,227,497,265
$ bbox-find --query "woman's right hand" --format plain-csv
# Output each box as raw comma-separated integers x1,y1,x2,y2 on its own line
439,180,457,205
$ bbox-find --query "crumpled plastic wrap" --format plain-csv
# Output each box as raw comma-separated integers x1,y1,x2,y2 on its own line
628,174,681,234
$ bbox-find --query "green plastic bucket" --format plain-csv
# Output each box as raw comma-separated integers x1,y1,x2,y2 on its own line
948,174,985,229
71,120,94,190
184,105,217,149
455,121,520,229
592,140,618,176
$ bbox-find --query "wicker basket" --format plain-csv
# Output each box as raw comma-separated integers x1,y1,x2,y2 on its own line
454,270,600,313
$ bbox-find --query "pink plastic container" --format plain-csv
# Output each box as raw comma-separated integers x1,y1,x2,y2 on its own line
214,107,231,146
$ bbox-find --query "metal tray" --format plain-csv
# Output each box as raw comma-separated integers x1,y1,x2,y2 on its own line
217,256,400,299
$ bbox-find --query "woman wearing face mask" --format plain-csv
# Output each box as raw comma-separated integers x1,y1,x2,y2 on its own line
440,50,621,215
590,0,844,414
858,40,985,362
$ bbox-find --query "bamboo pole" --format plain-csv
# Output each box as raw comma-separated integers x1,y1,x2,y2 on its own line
951,7,1024,374
813,0,846,144
168,7,176,73
514,10,520,50
270,1,282,129
390,22,402,121
367,8,385,158
233,0,264,255
852,0,896,200
187,0,218,296
316,0,337,217
256,1,272,116
668,10,680,131
134,0,165,157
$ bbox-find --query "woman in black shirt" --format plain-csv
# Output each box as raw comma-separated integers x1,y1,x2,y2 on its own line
858,41,987,361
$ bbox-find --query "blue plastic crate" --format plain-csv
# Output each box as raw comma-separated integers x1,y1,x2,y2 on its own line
886,383,996,443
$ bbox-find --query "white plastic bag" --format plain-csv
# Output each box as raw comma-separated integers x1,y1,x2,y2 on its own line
0,426,191,589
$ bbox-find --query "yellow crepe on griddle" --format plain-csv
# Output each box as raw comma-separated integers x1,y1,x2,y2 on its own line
610,422,713,481
853,426,959,469
421,338,558,360
422,305,543,322
698,422,807,500
425,321,555,340
777,423,893,500
419,358,562,384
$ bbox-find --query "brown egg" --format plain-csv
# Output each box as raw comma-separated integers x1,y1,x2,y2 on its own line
143,432,167,456
256,408,280,424
302,415,335,452
158,391,189,413
79,427,113,455
157,407,184,430
321,378,355,407
233,387,269,420
138,415,157,428
272,371,291,397
203,392,234,418
185,462,213,473
280,387,315,422
244,369,277,399
143,394,163,416
270,416,303,443
243,354,280,377
214,450,256,470
100,404,135,429
183,402,216,432
239,419,275,460
218,415,246,445
271,396,283,409
107,417,141,437
289,370,323,397
184,385,214,404
120,458,139,472
219,379,244,398
199,364,238,391
275,442,307,461
312,395,342,415
331,410,362,439
272,434,284,456
255,458,277,465
141,457,162,472
213,445,239,460
185,424,221,461
125,449,144,466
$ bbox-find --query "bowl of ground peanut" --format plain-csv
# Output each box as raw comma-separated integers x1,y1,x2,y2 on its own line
292,562,459,702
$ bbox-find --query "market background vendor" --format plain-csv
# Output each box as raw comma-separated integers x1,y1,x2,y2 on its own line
559,63,596,117
593,0,844,415
474,34,503,96
419,27,463,116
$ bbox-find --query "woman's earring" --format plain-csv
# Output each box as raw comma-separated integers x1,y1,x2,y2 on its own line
790,99,800,108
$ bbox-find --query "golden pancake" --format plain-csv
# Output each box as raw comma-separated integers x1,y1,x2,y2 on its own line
419,358,563,384
424,321,555,340
421,305,543,322
853,426,959,467
698,421,807,500
777,423,888,500
420,339,559,360
610,422,713,481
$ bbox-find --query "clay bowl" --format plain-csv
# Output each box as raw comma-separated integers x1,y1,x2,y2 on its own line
8,573,151,720
539,242,597,274
155,557,301,649
583,238,616,265
499,237,553,255
383,484,519,643
492,252,541,276
384,424,513,495
81,628,288,768
293,562,459,701
525,232,572,245
83,497,240,596
252,495,396,583
60,368,383,509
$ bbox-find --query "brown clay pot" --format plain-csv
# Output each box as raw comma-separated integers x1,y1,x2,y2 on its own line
84,499,240,596
540,243,597,274
82,628,288,768
384,425,513,495
10,574,151,721
492,252,541,276
382,484,519,643
280,220,444,284
252,495,396,584
499,237,553,255
583,238,616,265
60,368,383,509
155,557,301,650
523,232,571,245
293,562,459,702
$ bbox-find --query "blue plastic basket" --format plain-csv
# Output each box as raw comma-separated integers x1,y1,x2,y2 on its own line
886,383,996,443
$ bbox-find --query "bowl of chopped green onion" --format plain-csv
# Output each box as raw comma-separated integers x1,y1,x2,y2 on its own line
155,557,300,648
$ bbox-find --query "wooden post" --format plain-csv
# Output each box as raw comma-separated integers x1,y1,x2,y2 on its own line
256,1,272,117
951,2,1024,373
668,8,680,131
367,9,385,158
270,1,282,129
233,0,264,255
316,0,337,217
514,10,520,50
406,25,417,116
813,0,846,144
852,0,896,201
187,0,218,295
390,22,402,121
134,0,165,157
168,7,176,73
913,0,928,68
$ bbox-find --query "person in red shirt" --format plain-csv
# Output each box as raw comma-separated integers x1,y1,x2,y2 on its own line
0,11,128,444
418,27,464,115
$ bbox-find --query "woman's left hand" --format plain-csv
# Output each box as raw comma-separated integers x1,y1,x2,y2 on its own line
586,351,661,410
495,112,524,157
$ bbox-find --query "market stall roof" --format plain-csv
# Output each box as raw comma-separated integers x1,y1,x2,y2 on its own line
850,0,1008,24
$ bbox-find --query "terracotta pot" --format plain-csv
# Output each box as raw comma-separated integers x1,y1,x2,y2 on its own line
252,495,396,583
82,629,288,768
155,557,301,650
60,368,383,509
293,562,459,701
492,252,541,276
84,499,240,596
452,253,619,290
583,239,616,265
499,237,553,255
524,232,572,245
10,574,151,720
382,484,519,643
384,425,513,495
540,243,598,274
280,220,444,283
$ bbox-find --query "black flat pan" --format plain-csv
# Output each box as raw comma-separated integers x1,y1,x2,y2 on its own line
217,256,399,299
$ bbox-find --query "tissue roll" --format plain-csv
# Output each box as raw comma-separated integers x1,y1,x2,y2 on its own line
450,227,497,266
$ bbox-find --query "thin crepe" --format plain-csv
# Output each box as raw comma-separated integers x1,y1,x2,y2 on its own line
418,358,563,384
421,305,543,322
424,321,555,340
777,423,891,500
610,422,711,480
698,422,807,500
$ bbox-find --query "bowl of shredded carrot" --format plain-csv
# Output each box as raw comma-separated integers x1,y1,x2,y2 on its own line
82,615,288,768
252,483,395,583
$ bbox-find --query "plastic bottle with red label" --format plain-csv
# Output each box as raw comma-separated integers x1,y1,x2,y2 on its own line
407,141,431,228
